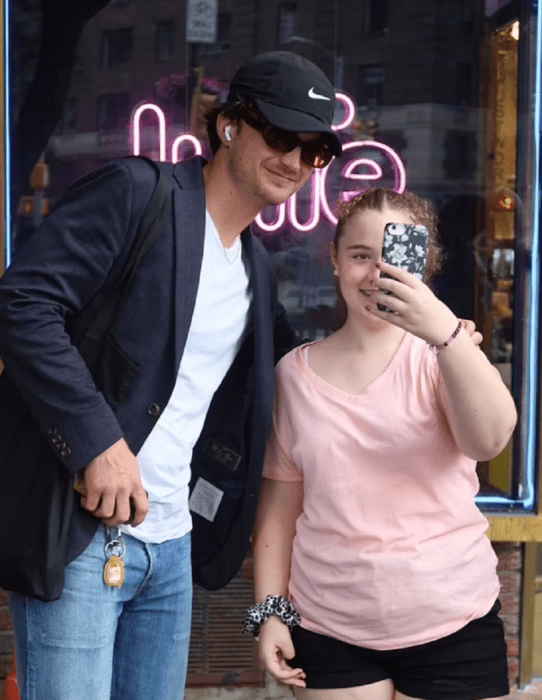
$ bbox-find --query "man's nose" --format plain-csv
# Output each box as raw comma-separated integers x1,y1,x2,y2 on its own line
280,146,303,170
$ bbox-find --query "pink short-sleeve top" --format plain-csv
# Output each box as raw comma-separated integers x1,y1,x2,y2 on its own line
262,335,500,650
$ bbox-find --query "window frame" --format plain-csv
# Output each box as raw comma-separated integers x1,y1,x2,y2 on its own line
196,13,232,58
362,0,389,34
277,1,298,45
100,27,133,70
358,63,385,108
155,20,175,63
478,2,541,521
96,91,131,131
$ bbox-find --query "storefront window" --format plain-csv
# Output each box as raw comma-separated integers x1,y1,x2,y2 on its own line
3,0,541,687
3,2,541,504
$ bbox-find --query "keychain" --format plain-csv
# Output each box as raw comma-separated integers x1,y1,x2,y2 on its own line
104,528,126,588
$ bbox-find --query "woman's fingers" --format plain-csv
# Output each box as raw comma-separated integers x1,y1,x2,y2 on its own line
276,659,307,687
262,652,306,687
259,632,306,687
374,276,419,305
460,319,483,346
376,260,421,287
370,291,407,315
258,619,306,687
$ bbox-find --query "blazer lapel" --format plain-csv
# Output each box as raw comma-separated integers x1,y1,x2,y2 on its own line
243,229,275,432
172,160,206,369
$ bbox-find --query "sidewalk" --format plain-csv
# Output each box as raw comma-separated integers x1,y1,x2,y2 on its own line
1,679,540,699
183,678,542,700
507,680,542,699
183,677,542,700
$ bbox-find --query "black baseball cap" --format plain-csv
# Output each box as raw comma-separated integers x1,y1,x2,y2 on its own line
227,51,342,157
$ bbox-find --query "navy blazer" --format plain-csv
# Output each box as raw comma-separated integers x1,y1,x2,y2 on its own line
0,156,296,589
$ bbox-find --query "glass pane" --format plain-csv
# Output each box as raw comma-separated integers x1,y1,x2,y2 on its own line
4,0,540,510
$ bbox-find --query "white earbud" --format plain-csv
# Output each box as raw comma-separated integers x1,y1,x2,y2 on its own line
224,126,232,142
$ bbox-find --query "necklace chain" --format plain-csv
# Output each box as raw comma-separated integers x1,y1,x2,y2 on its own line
223,240,241,265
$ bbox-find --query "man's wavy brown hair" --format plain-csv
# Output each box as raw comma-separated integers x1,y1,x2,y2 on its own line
206,100,263,154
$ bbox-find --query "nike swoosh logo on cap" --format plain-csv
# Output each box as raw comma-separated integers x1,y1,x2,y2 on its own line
308,87,331,101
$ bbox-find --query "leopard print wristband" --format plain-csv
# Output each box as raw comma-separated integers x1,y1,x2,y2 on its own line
242,595,301,638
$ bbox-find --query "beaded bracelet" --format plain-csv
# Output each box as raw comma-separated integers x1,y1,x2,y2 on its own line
242,594,301,639
429,320,463,354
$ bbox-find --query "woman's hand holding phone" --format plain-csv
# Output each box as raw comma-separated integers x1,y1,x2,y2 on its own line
370,222,481,346
369,261,461,346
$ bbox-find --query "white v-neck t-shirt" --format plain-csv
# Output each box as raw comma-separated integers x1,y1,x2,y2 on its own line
124,211,252,543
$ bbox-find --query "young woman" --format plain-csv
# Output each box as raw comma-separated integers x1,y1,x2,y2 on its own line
249,189,517,700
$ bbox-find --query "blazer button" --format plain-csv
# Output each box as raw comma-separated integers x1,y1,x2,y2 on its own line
60,447,71,458
148,403,161,417
48,427,58,436
51,435,62,445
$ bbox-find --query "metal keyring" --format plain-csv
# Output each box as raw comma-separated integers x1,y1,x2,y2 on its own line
105,528,125,558
105,539,125,558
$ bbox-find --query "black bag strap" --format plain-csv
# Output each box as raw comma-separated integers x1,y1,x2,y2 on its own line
83,158,172,344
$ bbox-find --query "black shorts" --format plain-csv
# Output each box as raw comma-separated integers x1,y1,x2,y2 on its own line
289,599,510,700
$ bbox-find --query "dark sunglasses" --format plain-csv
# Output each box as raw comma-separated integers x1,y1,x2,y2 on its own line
242,112,334,169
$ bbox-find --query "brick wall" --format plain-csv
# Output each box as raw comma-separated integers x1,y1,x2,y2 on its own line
0,588,13,698
494,542,523,688
0,542,526,697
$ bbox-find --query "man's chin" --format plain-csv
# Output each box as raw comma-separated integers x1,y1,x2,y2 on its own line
265,195,291,207
261,184,298,207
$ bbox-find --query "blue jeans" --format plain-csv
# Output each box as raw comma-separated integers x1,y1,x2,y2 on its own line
9,526,192,700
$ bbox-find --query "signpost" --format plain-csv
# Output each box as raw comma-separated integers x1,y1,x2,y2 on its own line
186,0,218,44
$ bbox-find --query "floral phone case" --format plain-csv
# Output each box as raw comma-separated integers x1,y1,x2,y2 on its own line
377,222,429,312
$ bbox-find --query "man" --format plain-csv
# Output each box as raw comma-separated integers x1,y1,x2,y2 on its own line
0,51,342,699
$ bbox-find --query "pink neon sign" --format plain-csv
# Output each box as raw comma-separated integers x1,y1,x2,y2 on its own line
332,93,355,132
256,141,406,231
133,104,166,162
319,141,406,226
131,93,406,233
171,134,203,162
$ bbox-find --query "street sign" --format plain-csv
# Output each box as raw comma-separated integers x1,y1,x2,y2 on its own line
186,0,218,43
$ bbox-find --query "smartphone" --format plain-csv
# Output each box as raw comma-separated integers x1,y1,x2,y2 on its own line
377,222,429,312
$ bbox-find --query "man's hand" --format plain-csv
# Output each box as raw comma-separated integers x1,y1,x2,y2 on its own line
460,318,483,347
80,438,149,527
